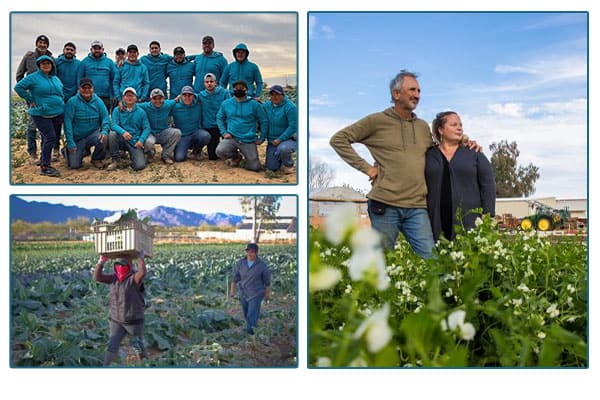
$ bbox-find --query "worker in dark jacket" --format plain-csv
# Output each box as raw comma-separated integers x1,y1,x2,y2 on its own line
425,111,496,242
94,253,147,366
229,243,271,334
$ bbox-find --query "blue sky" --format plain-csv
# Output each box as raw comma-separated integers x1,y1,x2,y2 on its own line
309,12,588,198
15,195,297,217
10,12,297,87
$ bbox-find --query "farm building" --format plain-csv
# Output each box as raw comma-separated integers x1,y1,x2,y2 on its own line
309,186,369,228
195,216,296,242
496,197,587,219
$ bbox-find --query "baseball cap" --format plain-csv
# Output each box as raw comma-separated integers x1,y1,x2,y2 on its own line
233,80,248,89
202,35,214,43
114,258,129,266
204,73,217,81
245,243,259,252
269,85,284,95
79,77,93,87
180,86,195,95
116,48,126,55
127,44,138,52
91,40,103,48
173,46,185,55
123,87,137,96
150,88,165,98
36,35,49,45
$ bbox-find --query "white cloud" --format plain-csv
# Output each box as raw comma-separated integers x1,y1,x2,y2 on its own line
308,14,334,40
494,55,586,84
488,103,525,118
309,94,335,107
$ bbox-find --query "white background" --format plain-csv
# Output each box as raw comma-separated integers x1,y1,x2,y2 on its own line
2,1,596,399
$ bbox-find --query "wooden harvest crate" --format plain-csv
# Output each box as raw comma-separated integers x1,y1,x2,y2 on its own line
91,220,154,257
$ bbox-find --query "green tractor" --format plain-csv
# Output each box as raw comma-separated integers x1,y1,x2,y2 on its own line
518,201,570,231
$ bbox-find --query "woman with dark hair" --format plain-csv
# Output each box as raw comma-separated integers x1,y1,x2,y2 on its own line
425,111,496,242
14,54,64,177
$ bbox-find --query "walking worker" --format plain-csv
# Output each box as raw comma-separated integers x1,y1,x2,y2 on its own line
14,54,64,177
425,111,496,242
108,87,150,171
192,35,228,93
166,46,195,99
262,85,297,174
216,80,268,172
114,44,150,103
139,88,181,164
77,40,118,112
198,72,230,160
172,86,211,162
15,34,55,165
220,43,263,98
63,77,109,169
229,243,271,334
94,253,148,366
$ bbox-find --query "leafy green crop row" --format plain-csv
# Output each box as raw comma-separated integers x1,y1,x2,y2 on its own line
12,242,297,367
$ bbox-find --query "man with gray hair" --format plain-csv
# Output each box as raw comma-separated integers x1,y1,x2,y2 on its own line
330,70,436,257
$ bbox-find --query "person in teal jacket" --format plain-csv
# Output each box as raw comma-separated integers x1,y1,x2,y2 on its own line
192,35,228,93
216,80,268,171
63,78,109,169
262,85,297,174
220,43,263,98
138,88,181,164
199,73,231,159
77,41,118,111
172,86,211,162
108,87,150,171
55,42,81,101
14,54,64,177
166,47,195,99
140,41,171,99
114,44,150,102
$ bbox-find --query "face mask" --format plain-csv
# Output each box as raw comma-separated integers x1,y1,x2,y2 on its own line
114,264,131,282
233,89,247,98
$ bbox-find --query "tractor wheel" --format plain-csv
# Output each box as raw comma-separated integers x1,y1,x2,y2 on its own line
520,218,533,231
537,217,552,231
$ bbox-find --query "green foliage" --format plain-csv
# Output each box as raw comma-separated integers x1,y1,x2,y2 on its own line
310,215,587,367
11,242,297,367
489,140,540,197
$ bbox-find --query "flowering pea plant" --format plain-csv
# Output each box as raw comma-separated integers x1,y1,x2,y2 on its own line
309,207,587,367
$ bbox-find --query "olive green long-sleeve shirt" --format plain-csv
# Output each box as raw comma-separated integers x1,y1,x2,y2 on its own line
330,107,434,208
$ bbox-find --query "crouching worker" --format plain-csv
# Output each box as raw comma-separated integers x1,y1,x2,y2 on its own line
94,253,147,366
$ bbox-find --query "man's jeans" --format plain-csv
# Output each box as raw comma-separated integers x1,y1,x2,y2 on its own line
66,130,106,169
216,138,261,171
174,129,211,161
108,132,146,171
368,200,435,258
265,140,296,171
31,115,62,167
144,128,181,161
240,294,264,334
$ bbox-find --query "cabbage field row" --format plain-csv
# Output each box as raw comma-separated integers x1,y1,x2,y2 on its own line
11,242,297,367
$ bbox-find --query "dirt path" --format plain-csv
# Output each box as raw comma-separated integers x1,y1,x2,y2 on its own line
10,138,297,185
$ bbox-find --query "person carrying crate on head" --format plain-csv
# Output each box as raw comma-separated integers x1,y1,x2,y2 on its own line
93,251,148,366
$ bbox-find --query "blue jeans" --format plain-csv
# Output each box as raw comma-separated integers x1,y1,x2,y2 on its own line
265,140,296,171
240,294,264,334
174,129,211,161
66,130,106,169
32,115,62,167
368,200,434,258
108,132,146,171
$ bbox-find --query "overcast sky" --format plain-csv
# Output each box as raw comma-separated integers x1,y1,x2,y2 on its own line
10,12,297,87
309,12,588,198
15,195,297,216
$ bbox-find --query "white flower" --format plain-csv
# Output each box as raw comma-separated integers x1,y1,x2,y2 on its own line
517,283,530,292
546,303,560,318
537,331,546,339
347,246,389,290
442,310,476,341
567,284,576,294
344,284,353,294
325,204,360,245
474,217,483,226
309,266,342,292
353,303,392,353
350,227,381,252
315,357,332,367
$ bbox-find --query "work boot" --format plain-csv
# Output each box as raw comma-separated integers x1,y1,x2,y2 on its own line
39,165,61,177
